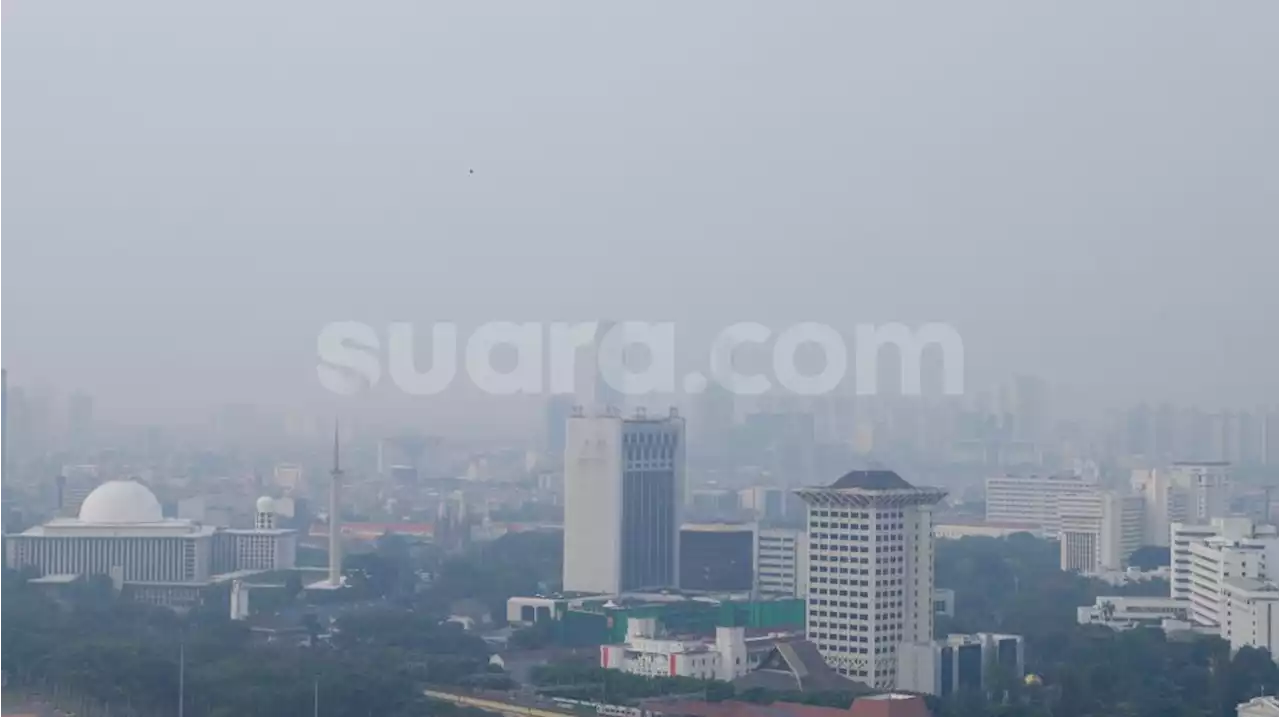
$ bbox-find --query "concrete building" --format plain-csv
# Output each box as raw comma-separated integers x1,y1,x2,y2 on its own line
932,588,955,618
1223,577,1278,654
5,480,296,607
599,618,760,681
795,470,947,689
1172,519,1280,627
932,520,1041,540
1076,595,1190,630
1132,468,1191,547
680,524,754,592
984,474,1095,538
563,409,685,595
1058,490,1144,574
755,527,807,598
1169,462,1232,523
895,633,1024,697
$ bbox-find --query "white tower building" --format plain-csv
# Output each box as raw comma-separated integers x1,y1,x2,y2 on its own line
563,408,685,595
328,424,343,587
795,470,947,689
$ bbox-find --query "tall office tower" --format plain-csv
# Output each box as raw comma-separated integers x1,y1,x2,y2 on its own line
67,391,94,453
1169,461,1232,522
1058,489,1145,573
795,470,947,689
0,368,6,486
563,409,685,595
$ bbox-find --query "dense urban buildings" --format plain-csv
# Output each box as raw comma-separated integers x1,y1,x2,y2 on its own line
563,409,686,595
795,469,947,689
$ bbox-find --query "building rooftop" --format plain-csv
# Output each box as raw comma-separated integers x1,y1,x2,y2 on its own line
830,470,914,491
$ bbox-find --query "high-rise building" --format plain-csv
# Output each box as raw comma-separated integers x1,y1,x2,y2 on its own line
2,368,8,484
563,409,685,595
795,469,947,689
1058,489,1145,574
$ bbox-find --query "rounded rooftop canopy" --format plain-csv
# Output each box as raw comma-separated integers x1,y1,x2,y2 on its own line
256,496,276,514
78,480,164,524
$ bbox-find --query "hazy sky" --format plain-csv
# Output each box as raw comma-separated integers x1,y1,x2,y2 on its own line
4,0,1276,425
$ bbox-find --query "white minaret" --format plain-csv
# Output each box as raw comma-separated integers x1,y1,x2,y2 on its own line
255,496,277,530
328,423,343,586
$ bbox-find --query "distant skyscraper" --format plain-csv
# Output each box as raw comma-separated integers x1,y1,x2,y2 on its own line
1011,375,1049,445
67,391,94,453
796,469,947,689
1169,461,1232,522
0,368,6,486
545,395,573,457
563,409,685,594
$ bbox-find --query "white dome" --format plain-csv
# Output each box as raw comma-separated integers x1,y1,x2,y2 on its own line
78,480,164,524
255,496,276,514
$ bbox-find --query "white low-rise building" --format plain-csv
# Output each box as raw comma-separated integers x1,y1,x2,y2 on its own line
1077,595,1190,630
598,618,792,681
984,474,1095,538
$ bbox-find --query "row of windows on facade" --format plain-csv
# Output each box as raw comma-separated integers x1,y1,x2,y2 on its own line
810,601,908,617
623,431,679,445
810,522,910,532
816,641,901,656
811,510,907,519
811,627,906,642
810,597,909,609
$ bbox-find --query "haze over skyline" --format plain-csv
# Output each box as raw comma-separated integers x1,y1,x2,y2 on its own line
4,0,1276,425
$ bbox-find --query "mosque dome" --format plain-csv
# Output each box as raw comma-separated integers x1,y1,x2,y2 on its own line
78,480,164,524
256,496,276,514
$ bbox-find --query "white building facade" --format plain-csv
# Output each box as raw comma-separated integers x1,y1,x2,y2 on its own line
563,410,685,595
1223,577,1278,655
755,527,808,598
1169,462,1232,523
1173,519,1276,617
5,481,298,607
599,618,753,681
984,475,1095,538
796,470,947,689
1058,490,1145,574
